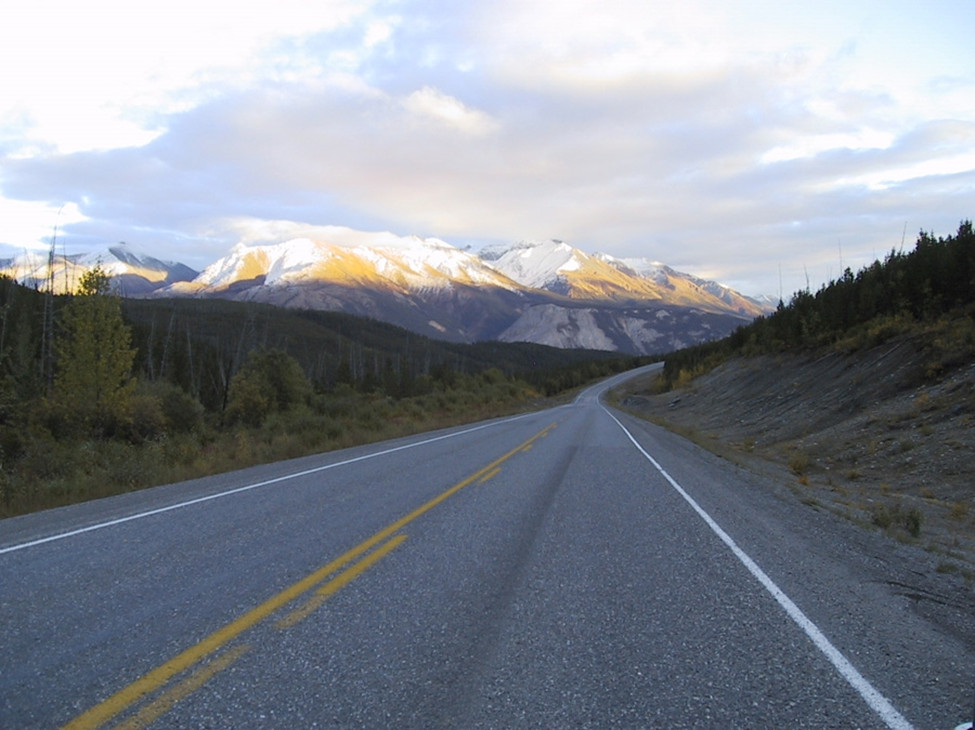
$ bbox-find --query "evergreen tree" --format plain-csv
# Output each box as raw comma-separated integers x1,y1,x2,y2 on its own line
51,266,136,435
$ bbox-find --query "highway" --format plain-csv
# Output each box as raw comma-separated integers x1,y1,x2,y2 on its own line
1,364,972,728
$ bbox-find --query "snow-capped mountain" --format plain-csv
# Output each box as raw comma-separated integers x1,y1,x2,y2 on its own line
164,234,528,342
182,234,519,293
479,239,584,291
486,240,768,317
152,232,770,353
598,254,770,317
471,239,771,351
0,243,197,295
4,229,771,354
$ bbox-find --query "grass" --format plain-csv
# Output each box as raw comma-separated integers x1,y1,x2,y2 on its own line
0,378,546,519
870,501,924,538
950,501,970,521
787,449,810,477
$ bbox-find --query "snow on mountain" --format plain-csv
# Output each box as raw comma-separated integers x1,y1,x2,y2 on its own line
180,233,519,295
485,240,662,300
4,227,771,353
482,240,583,291
156,232,771,352
354,234,519,288
0,243,197,295
483,240,771,316
596,253,668,281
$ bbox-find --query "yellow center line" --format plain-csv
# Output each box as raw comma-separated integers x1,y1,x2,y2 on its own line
275,533,409,630
63,421,557,730
112,644,252,730
478,467,502,484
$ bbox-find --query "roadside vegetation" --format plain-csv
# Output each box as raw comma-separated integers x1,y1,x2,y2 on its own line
656,221,975,391
621,220,975,564
0,274,649,518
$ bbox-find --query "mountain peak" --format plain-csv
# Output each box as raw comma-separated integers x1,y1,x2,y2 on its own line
181,234,520,296
0,227,772,353
483,239,586,291
0,243,197,294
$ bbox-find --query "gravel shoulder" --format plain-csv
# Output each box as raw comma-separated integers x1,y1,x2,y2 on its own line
614,335,975,650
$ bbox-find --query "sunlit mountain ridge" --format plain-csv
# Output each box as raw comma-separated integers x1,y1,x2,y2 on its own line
0,232,773,354
0,243,197,295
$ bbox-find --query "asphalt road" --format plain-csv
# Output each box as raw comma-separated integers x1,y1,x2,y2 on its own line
1,365,972,728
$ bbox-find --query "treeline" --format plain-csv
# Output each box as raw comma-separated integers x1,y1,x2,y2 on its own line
119,298,638,408
661,220,975,389
0,275,642,516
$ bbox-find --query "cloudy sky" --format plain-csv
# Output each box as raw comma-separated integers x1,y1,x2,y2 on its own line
1,0,972,297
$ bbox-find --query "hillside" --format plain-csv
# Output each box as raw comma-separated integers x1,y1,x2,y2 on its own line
119,297,634,409
618,327,975,574
616,221,975,583
612,329,975,670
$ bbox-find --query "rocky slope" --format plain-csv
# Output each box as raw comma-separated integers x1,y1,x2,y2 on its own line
617,334,975,572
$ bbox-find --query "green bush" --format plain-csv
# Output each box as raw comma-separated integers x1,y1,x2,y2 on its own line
871,501,924,538
225,348,313,426
225,375,272,427
121,388,168,443
155,382,205,433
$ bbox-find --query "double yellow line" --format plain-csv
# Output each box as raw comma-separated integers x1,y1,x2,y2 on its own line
64,422,556,729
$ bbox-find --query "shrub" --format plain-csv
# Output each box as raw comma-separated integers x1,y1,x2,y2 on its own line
949,501,970,521
904,506,924,538
120,388,168,443
155,382,205,433
871,501,924,538
788,450,810,476
225,375,272,427
226,349,313,426
255,349,313,410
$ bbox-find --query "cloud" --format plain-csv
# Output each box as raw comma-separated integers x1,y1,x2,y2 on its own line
403,87,499,135
0,0,383,153
0,0,972,298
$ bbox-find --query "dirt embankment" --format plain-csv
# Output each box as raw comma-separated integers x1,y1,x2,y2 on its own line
618,335,975,575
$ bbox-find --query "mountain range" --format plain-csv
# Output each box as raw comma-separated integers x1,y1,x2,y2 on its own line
0,244,197,296
0,231,774,355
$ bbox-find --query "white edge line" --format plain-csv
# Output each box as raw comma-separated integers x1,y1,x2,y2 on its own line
0,412,539,556
603,406,914,730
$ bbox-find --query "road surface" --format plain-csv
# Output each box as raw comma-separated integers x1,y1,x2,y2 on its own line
1,365,972,728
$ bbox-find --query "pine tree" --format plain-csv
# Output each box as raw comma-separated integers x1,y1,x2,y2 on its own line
52,266,136,435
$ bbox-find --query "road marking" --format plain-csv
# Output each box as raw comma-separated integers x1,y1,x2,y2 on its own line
604,408,914,730
478,467,502,484
62,422,556,729
62,536,399,729
275,534,408,630
112,644,251,730
1,412,542,556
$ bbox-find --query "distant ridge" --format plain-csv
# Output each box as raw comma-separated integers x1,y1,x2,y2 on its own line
0,243,197,295
1,230,773,355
